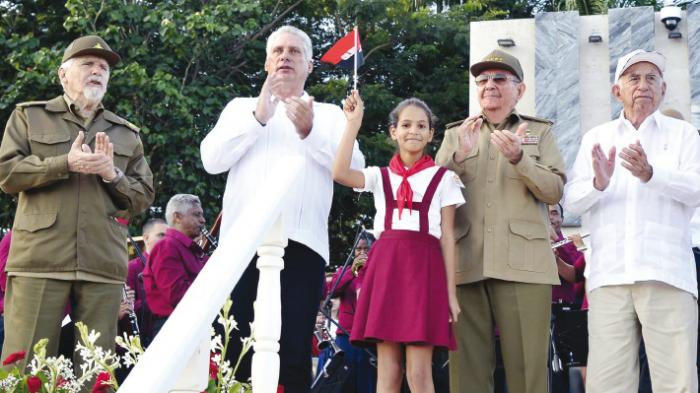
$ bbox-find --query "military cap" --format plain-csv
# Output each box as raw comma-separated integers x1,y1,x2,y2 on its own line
470,49,524,81
62,35,121,67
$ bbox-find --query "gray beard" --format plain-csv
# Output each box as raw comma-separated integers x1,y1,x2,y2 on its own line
84,86,105,105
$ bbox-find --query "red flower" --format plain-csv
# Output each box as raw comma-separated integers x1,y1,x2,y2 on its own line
2,350,26,366
26,376,42,393
56,376,67,387
208,354,219,380
91,372,112,393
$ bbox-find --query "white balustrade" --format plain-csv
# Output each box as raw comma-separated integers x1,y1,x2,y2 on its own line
119,157,303,393
251,217,286,393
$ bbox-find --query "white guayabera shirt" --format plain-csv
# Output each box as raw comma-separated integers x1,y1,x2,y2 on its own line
565,111,700,297
200,93,365,263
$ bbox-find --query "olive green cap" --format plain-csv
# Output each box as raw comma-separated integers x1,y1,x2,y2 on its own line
62,35,121,67
470,49,524,81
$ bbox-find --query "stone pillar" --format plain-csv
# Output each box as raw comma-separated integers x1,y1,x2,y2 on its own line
687,3,700,128
535,11,581,169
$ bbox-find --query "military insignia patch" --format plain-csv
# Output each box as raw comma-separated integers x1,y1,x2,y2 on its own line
522,132,539,145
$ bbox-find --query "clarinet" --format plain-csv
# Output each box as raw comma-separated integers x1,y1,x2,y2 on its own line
122,284,140,338
201,227,219,250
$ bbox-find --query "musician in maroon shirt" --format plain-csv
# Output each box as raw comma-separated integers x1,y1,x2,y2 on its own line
142,194,208,337
118,218,168,345
549,204,584,305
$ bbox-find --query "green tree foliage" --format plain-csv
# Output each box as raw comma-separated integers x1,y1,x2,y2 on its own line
1,0,513,265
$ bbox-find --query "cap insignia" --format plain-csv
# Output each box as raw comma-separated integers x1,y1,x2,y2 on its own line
93,43,103,49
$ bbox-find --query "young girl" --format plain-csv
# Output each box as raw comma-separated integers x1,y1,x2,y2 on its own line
332,91,463,393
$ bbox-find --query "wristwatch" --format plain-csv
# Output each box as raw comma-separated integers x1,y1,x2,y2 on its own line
102,167,124,183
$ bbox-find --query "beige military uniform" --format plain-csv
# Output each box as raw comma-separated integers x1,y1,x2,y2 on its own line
0,96,154,370
436,111,566,393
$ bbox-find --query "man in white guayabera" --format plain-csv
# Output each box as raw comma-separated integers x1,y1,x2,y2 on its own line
565,49,700,392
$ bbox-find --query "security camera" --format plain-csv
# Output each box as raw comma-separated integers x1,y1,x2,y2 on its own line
660,5,681,31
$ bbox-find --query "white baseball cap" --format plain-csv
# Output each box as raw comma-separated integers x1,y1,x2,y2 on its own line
614,49,666,83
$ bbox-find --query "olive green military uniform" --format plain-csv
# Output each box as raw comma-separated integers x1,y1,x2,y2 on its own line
0,36,154,372
436,111,565,393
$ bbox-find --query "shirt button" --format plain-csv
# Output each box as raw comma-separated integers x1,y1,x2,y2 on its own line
487,202,492,208
487,227,493,233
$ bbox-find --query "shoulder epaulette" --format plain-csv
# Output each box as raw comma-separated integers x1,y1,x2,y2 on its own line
16,101,48,108
519,114,553,126
445,119,467,129
104,110,140,133
122,120,140,133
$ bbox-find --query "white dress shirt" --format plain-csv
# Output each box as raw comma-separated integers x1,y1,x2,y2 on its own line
692,209,700,248
357,166,465,239
564,111,700,297
200,94,365,263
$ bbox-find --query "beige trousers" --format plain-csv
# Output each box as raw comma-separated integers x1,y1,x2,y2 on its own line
587,281,698,393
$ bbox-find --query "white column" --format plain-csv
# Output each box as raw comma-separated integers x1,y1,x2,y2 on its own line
251,216,286,393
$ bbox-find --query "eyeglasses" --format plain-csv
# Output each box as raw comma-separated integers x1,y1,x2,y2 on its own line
475,73,520,87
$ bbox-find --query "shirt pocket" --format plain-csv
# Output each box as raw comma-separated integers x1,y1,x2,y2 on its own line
588,223,618,276
14,211,57,232
641,222,684,270
28,132,71,158
507,219,548,272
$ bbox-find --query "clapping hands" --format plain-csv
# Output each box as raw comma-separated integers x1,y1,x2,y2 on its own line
67,131,118,181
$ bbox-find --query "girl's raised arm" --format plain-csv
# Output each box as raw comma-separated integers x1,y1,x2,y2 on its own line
333,90,366,189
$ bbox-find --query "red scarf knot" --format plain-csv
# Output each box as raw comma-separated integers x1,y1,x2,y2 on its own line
388,154,435,219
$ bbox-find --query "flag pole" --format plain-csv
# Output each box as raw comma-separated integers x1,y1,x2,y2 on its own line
353,26,358,91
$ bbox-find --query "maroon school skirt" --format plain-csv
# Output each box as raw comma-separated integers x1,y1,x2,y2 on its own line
350,230,456,350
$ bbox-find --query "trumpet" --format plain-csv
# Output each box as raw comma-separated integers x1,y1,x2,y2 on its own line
313,322,342,354
350,253,367,277
551,233,589,251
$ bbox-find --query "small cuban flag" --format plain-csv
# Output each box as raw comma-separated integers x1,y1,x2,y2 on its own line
320,27,364,69
321,27,364,89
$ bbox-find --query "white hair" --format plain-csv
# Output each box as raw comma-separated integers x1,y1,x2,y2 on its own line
266,25,313,63
165,194,201,226
58,59,75,90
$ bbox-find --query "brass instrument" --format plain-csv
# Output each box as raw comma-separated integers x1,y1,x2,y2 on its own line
313,320,342,354
552,233,589,252
350,254,367,277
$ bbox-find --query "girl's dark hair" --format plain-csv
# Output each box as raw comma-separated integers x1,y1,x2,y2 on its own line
359,230,376,247
388,98,437,130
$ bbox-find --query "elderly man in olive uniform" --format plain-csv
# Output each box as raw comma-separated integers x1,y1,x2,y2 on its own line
0,35,154,370
436,50,566,393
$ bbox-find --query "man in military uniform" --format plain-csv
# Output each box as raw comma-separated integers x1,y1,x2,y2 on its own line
436,49,566,393
0,35,154,371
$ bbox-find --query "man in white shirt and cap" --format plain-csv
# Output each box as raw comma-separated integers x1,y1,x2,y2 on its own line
565,49,700,392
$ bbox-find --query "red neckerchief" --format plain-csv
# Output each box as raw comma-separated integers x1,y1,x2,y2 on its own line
388,153,435,219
